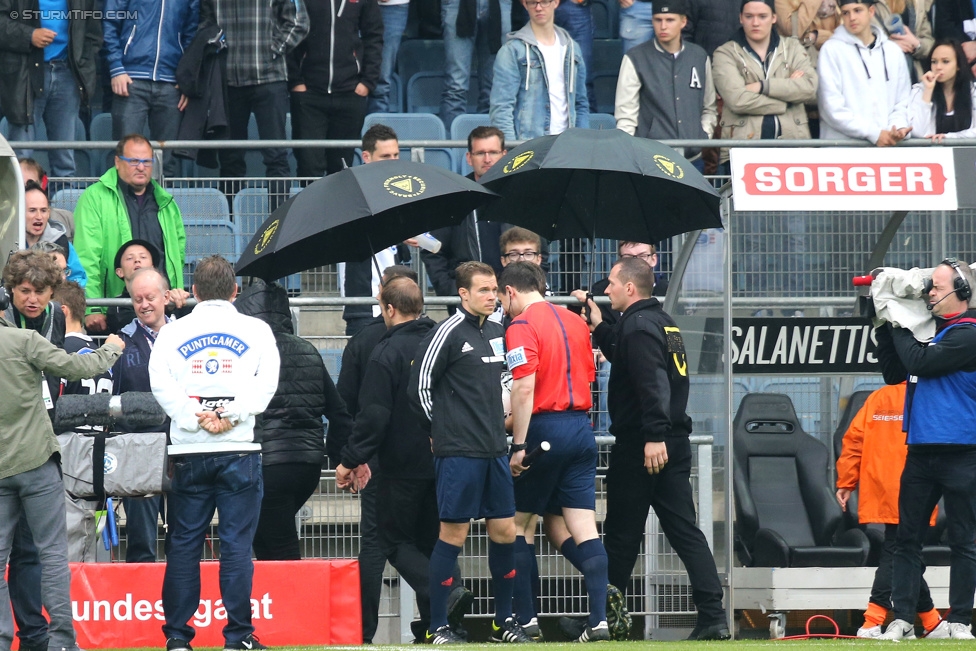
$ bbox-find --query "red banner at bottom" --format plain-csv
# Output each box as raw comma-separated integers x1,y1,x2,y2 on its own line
66,560,361,647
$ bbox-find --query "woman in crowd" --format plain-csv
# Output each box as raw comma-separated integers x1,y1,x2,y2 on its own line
908,38,976,141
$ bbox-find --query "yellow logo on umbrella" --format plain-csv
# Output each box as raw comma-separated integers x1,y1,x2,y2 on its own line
503,151,534,174
254,219,279,255
384,175,427,198
654,154,684,179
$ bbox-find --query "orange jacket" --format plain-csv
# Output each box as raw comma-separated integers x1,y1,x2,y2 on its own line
836,382,935,525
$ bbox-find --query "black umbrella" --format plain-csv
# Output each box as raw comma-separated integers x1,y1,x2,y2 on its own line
236,160,499,280
477,128,722,242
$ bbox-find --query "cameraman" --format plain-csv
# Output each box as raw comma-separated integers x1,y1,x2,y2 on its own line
0,251,125,651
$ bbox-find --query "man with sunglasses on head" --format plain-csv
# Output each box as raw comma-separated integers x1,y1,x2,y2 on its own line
74,135,189,334
490,0,589,141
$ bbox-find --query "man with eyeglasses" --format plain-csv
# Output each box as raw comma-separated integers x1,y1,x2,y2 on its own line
490,0,589,141
422,126,519,296
74,135,188,334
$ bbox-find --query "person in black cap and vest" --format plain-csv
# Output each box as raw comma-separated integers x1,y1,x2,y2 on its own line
614,0,718,170
817,0,912,144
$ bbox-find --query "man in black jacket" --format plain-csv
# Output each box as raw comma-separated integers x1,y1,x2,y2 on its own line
335,277,447,640
408,261,531,645
287,0,383,176
581,256,729,641
0,0,99,177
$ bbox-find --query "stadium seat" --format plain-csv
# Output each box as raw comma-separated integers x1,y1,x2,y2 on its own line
733,393,870,568
592,73,619,115
171,187,231,223
407,71,482,117
89,113,116,171
588,113,617,130
592,38,624,75
450,114,491,175
389,72,404,113
397,40,446,95
183,218,241,287
51,188,86,213
361,113,454,171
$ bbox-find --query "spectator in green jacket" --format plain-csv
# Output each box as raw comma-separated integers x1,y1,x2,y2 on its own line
73,135,188,333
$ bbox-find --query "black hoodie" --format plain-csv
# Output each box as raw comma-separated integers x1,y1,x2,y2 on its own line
340,316,436,478
236,280,354,466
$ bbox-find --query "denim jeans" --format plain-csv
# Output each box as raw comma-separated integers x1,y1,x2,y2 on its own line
0,459,77,651
9,514,47,650
555,0,595,109
111,79,183,177
891,448,976,625
122,495,162,563
162,453,263,645
8,61,81,177
220,82,290,178
368,3,410,114
619,1,654,54
440,0,512,128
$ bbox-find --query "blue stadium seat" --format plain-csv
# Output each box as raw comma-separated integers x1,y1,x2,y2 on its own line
170,187,231,222
361,113,454,171
593,73,619,114
450,114,491,175
389,72,404,113
89,113,116,171
592,38,624,75
51,188,86,213
183,218,241,287
397,40,446,94
407,71,480,115
588,113,617,130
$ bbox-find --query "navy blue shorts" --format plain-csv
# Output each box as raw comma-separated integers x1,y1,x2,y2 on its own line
514,411,598,515
434,456,516,523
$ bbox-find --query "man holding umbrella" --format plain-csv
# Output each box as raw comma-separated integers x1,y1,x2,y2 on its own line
579,256,730,641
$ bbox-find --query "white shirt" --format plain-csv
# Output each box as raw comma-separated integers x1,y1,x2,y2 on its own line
149,300,280,455
538,39,569,134
337,246,397,317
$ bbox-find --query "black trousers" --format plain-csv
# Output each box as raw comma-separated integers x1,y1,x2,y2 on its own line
359,461,388,643
291,89,367,178
604,435,726,626
220,81,291,178
870,523,935,611
377,476,441,626
253,462,322,560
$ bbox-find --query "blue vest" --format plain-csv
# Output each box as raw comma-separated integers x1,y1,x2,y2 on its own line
907,321,976,445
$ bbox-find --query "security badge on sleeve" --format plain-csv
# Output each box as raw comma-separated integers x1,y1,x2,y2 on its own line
664,326,688,377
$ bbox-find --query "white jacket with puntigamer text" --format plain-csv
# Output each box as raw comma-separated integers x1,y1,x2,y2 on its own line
149,300,280,455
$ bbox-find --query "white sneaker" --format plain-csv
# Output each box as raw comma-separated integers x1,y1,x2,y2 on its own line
879,619,916,641
857,625,883,638
924,620,950,639
948,622,975,640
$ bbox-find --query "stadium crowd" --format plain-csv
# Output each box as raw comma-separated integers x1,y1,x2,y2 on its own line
3,0,976,643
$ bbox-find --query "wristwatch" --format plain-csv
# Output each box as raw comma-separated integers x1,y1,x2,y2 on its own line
510,442,527,454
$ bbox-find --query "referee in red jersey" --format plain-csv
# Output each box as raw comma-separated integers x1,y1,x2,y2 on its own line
498,262,620,642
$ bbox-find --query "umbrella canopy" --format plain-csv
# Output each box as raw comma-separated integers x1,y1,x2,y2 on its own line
478,128,722,242
236,160,498,280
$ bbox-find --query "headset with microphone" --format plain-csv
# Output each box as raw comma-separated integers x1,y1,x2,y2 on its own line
924,258,972,311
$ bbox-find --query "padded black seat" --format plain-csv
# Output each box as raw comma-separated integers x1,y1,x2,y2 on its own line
734,393,870,568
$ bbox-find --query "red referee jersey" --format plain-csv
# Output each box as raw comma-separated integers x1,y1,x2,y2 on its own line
505,301,595,413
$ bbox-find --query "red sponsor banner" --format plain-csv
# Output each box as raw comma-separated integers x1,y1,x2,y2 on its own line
64,560,361,648
730,148,958,211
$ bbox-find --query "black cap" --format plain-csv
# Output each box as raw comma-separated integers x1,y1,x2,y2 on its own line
740,0,776,11
837,0,876,6
114,239,161,271
653,0,688,15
